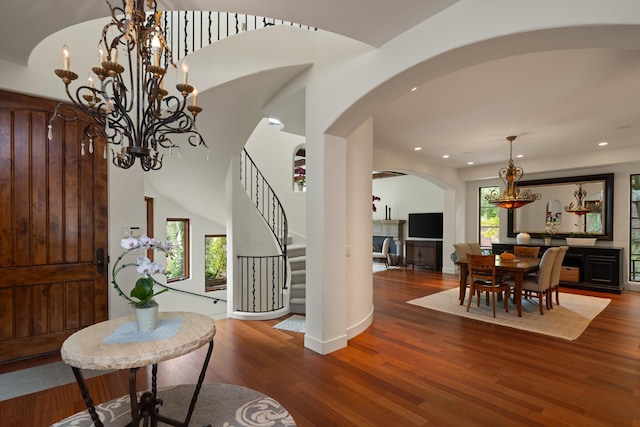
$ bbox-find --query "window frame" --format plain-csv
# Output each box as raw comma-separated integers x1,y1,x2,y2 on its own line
166,218,190,282
479,186,500,249
204,234,227,291
630,175,640,282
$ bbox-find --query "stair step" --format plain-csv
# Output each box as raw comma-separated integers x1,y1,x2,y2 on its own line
290,283,306,298
287,244,306,258
289,257,306,270
288,244,306,314
290,297,306,314
291,270,306,284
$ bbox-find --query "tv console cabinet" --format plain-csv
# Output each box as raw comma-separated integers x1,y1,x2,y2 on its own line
492,243,623,294
406,240,442,271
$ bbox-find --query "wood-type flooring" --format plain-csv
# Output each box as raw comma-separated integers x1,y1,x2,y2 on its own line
1,269,640,426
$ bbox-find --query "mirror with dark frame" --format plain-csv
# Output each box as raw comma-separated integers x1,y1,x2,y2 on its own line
507,173,614,240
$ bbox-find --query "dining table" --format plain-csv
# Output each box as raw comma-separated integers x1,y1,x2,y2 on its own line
456,255,540,317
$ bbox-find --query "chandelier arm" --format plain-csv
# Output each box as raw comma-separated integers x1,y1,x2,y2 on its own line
52,0,206,171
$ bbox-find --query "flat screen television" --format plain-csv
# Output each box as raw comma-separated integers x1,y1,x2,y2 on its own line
408,212,443,239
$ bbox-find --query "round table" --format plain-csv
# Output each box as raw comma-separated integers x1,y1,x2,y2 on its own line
61,311,216,427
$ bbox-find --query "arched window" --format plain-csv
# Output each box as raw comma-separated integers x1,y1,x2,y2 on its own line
293,146,306,192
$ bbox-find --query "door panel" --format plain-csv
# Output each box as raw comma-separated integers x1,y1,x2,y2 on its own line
0,90,108,362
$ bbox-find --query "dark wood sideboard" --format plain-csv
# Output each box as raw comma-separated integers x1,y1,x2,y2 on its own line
406,240,443,271
492,243,624,294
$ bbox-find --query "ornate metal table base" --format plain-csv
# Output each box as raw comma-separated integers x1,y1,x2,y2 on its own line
71,340,214,427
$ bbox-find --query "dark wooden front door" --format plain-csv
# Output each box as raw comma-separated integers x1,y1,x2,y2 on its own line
0,90,108,362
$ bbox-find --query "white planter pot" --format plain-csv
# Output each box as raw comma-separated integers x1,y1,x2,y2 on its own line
565,237,597,247
135,300,159,332
544,237,552,246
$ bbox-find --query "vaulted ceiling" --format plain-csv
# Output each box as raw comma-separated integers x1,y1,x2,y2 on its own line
2,1,639,174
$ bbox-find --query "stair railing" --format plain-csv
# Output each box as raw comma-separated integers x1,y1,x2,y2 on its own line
237,149,288,313
162,11,317,63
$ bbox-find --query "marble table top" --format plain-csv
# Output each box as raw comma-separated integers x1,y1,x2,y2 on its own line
61,311,216,370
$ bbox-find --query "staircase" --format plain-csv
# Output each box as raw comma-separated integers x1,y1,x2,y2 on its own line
288,244,306,314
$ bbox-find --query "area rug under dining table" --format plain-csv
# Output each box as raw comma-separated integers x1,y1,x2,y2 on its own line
407,288,610,341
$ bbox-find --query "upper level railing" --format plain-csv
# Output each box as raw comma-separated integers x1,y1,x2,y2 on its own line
162,11,317,62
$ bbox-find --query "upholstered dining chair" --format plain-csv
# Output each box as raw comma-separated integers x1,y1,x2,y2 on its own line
514,246,541,259
548,245,569,308
515,247,559,315
373,238,390,269
466,253,511,318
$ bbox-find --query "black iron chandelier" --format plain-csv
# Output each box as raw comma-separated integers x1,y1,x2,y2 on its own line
484,135,541,209
48,0,207,171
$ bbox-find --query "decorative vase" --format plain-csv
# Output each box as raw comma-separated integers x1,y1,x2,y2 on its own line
516,232,531,245
544,237,552,246
135,300,159,332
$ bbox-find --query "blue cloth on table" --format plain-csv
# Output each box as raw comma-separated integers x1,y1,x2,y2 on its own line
103,318,184,344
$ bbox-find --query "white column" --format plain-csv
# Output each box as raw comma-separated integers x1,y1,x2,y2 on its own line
304,131,348,354
346,119,375,338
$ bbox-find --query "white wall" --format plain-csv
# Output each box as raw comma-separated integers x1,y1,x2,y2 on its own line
143,185,229,319
465,162,640,291
372,174,444,242
346,119,375,339
245,119,307,242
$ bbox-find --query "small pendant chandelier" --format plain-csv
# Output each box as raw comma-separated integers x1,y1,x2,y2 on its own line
484,135,541,209
48,0,207,171
564,183,593,215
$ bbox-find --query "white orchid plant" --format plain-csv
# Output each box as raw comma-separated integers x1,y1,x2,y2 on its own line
112,235,173,308
543,220,558,238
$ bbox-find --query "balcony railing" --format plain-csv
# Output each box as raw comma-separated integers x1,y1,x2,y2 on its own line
162,11,317,62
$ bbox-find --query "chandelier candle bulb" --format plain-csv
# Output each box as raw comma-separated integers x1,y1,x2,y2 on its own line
152,35,161,66
193,88,198,107
182,63,188,85
62,45,70,71
49,0,207,171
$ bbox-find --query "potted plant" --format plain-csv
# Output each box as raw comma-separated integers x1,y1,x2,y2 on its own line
112,235,173,331
542,220,558,245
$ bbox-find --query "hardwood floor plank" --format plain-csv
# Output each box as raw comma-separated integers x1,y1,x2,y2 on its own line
2,269,640,426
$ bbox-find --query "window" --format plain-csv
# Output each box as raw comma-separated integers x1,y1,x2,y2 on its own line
630,175,640,281
166,218,189,282
293,146,306,192
205,234,227,291
479,186,500,248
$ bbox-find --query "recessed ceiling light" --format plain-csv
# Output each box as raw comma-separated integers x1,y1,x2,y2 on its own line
442,154,450,159
411,87,418,92
598,141,608,146
516,154,523,158
414,147,422,151
267,118,281,126
467,161,474,165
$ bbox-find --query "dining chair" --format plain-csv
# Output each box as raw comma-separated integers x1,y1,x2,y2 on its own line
454,243,485,304
373,238,390,269
516,247,559,315
548,245,569,308
466,253,511,318
514,246,541,259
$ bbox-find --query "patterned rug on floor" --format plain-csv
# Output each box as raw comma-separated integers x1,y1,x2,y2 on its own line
273,315,306,333
52,383,296,427
407,288,610,341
